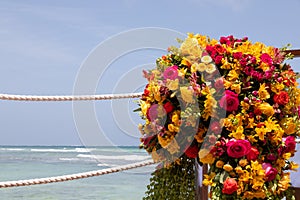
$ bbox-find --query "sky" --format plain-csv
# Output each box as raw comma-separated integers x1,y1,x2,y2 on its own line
0,0,299,146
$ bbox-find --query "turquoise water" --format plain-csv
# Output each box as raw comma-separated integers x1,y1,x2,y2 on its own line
0,146,155,200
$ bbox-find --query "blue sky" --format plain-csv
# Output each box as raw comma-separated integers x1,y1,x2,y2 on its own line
0,0,299,146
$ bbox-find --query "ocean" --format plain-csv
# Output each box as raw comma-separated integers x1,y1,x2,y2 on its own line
0,146,155,200
2,146,300,200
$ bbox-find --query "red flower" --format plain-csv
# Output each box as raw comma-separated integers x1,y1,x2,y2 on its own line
163,102,174,113
226,139,251,158
262,163,278,182
260,53,273,65
219,90,239,112
283,136,296,153
222,178,238,194
246,147,259,161
273,91,289,105
185,145,199,158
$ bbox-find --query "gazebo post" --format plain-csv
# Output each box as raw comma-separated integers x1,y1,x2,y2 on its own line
195,162,208,200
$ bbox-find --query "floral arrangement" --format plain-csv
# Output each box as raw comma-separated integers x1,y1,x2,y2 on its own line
136,33,300,199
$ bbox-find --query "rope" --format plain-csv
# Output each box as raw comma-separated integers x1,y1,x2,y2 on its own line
0,159,155,188
0,92,143,101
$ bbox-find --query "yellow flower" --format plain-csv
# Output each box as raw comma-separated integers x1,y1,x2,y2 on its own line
255,126,268,141
203,172,216,186
181,58,191,67
223,164,233,172
283,153,292,159
227,70,239,81
280,118,296,135
199,149,215,164
235,166,244,174
271,82,285,93
278,172,290,193
215,160,225,168
229,125,245,139
168,124,179,133
239,159,248,167
258,102,274,116
171,112,180,125
290,162,299,171
258,62,270,71
180,86,195,103
166,79,179,90
221,59,232,69
140,101,150,116
231,83,241,94
246,117,256,129
258,83,270,100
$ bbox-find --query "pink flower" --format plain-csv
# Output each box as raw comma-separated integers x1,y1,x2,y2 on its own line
210,121,222,133
283,136,296,153
246,147,259,161
214,78,224,91
226,139,251,158
147,104,166,121
261,53,273,65
219,90,239,112
262,163,278,182
163,65,178,80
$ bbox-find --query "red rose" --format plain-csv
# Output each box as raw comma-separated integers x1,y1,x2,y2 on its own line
283,136,296,153
185,145,199,158
262,163,278,182
222,178,238,194
214,44,226,54
226,139,251,158
220,90,239,112
163,101,174,113
246,147,259,161
273,91,289,105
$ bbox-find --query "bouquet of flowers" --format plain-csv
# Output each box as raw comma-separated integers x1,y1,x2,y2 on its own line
136,33,300,199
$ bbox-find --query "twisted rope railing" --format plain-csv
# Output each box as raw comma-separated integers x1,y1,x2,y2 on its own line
0,92,143,101
0,159,155,188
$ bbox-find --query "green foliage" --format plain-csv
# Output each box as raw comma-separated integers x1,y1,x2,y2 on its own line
143,156,196,200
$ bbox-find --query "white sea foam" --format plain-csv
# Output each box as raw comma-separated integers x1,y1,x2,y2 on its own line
59,158,80,161
0,148,26,151
30,148,92,153
77,154,151,161
97,163,119,167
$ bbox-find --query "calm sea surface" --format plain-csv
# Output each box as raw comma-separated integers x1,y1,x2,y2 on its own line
0,146,155,200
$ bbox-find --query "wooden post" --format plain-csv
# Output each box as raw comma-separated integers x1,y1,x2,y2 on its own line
284,49,300,57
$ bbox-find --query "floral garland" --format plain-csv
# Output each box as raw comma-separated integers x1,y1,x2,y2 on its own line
136,33,300,199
